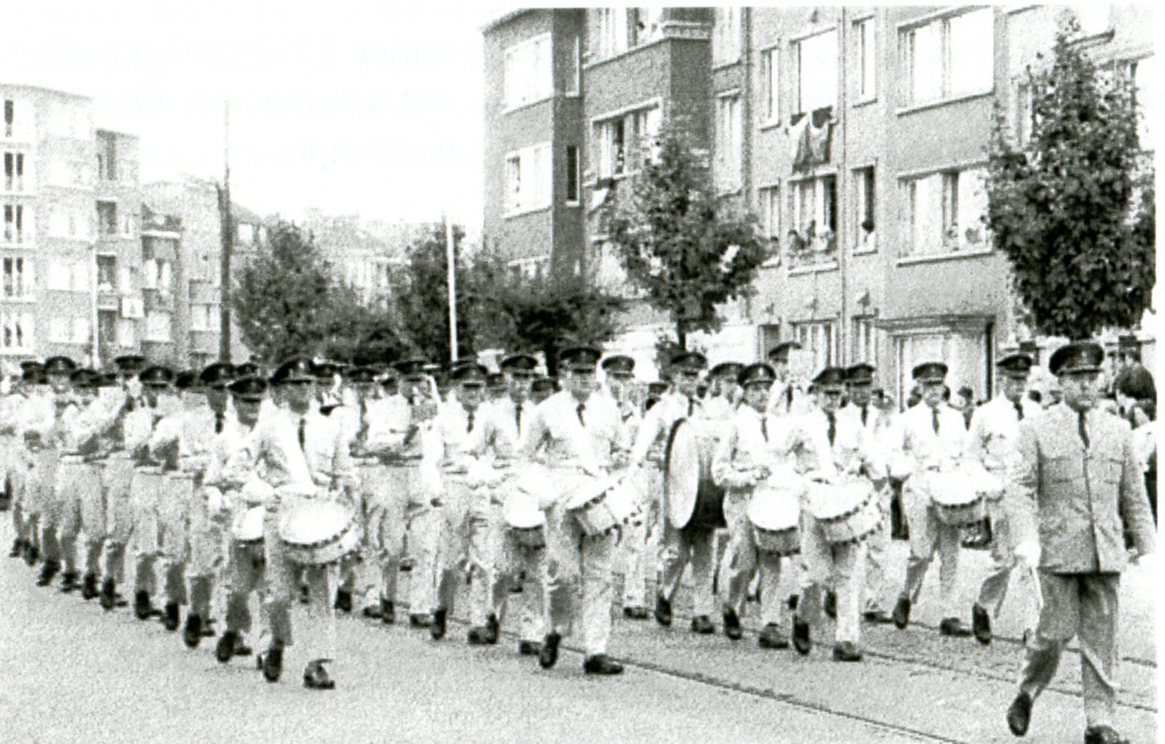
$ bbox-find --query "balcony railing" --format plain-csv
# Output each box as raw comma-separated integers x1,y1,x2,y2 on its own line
786,229,837,270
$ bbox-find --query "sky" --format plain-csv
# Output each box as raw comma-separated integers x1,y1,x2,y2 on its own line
3,0,517,228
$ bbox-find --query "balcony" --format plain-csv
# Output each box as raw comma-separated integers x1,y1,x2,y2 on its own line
785,229,838,273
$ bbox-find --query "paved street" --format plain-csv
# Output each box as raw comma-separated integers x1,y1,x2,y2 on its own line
0,521,1156,744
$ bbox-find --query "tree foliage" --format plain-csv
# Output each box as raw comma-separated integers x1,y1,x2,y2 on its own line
985,17,1155,339
600,121,768,349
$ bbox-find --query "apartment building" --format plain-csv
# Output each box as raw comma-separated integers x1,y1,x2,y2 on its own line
0,84,144,369
298,209,405,304
481,6,1155,396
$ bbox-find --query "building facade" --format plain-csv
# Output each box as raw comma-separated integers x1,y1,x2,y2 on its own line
481,6,1155,395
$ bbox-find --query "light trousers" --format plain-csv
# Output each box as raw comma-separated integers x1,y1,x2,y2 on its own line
900,479,962,617
719,489,784,625
659,522,716,617
797,512,866,644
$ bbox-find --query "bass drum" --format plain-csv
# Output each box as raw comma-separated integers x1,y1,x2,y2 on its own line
664,418,726,531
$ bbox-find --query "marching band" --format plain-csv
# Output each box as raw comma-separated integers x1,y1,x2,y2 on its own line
0,341,1153,742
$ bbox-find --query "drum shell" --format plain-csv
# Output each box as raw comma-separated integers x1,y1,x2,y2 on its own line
921,471,987,527
747,484,802,555
231,505,265,547
809,478,881,545
567,492,619,537
278,499,362,567
664,419,726,530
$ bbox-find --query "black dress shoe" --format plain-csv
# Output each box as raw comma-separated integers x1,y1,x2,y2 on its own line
939,618,972,637
1083,724,1129,744
303,661,335,690
262,645,283,683
134,590,154,620
486,613,500,644
409,613,431,628
163,602,181,632
59,571,80,593
824,590,838,620
583,654,624,675
723,608,743,641
233,637,253,657
518,641,542,656
539,631,561,669
1006,690,1032,737
114,594,129,608
972,603,992,645
215,631,236,663
99,578,117,611
299,584,310,605
361,605,383,620
430,608,447,640
690,615,714,634
80,572,99,600
832,641,863,662
892,596,911,630
622,606,649,620
787,593,799,611
23,543,39,566
334,589,353,614
654,593,672,627
467,626,492,645
183,614,203,649
201,619,216,637
36,560,59,587
9,539,22,558
792,619,812,655
758,623,789,649
380,599,395,624
862,609,893,624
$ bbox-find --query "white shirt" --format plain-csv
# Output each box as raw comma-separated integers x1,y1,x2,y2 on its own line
521,389,625,473
783,406,883,480
964,395,1039,474
888,402,968,473
712,404,785,490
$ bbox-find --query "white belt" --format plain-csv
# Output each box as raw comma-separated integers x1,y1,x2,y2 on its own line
107,452,133,461
59,454,86,464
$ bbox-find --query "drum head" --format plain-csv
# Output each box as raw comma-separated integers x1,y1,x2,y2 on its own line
665,419,700,529
279,500,350,544
747,487,800,530
233,506,265,541
503,491,545,530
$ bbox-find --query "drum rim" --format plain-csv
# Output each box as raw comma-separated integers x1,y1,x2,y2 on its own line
810,481,876,522
663,417,701,528
279,504,358,549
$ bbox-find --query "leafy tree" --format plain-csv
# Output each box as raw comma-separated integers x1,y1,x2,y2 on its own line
600,120,768,350
985,17,1155,340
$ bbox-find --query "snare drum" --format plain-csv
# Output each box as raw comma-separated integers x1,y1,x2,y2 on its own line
926,471,986,527
808,478,881,545
231,505,265,547
564,477,620,537
503,491,546,549
747,485,802,556
278,499,362,567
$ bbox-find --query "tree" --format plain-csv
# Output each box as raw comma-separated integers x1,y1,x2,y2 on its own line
600,120,769,350
985,16,1155,340
233,221,400,364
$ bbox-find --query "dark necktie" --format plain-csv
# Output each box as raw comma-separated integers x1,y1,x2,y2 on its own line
125,395,136,412
297,416,306,451
785,385,793,408
515,404,522,432
1013,400,1024,421
576,402,586,427
761,415,768,443
688,398,694,418
931,407,940,434
215,412,224,434
467,409,475,433
827,411,836,446
1078,411,1089,449
860,405,868,427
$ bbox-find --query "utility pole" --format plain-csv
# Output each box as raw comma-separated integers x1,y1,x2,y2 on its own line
445,213,458,364
218,99,234,362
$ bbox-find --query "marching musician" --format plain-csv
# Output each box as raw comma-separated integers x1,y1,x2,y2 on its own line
841,363,895,624
785,367,883,662
704,362,744,421
253,356,353,690
963,352,1038,645
49,367,101,596
629,350,718,635
888,362,974,637
1005,341,1155,744
30,356,78,590
519,345,627,675
330,363,369,616
344,364,387,620
765,342,809,418
67,368,110,601
209,375,269,664
711,362,791,649
3,363,35,561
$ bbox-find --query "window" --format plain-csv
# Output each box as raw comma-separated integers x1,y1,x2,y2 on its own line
597,9,630,58
1,257,33,300
145,312,172,342
715,94,743,192
97,136,118,181
790,174,838,241
793,320,837,370
2,204,26,244
116,318,136,347
902,166,988,257
634,8,663,45
191,304,210,332
0,311,33,351
97,256,116,291
3,100,14,139
121,211,134,238
595,105,660,179
3,152,24,193
853,316,878,368
565,145,580,204
853,166,876,251
712,8,741,65
1129,57,1156,148
760,47,780,124
503,34,553,110
903,8,993,106
52,207,89,240
795,29,838,117
759,186,781,240
565,37,581,97
97,201,117,236
855,17,876,101
504,143,551,215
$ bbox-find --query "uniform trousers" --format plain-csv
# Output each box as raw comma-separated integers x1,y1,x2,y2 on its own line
435,479,500,625
187,480,226,619
355,463,412,609
658,522,717,617
719,489,784,625
1019,572,1121,728
132,469,168,597
152,472,192,605
8,451,29,544
492,517,546,643
101,455,136,583
862,480,893,614
900,476,962,617
621,464,661,608
403,464,441,616
46,457,101,575
976,492,1020,618
223,532,268,641
797,510,866,644
30,449,58,560
264,494,339,667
